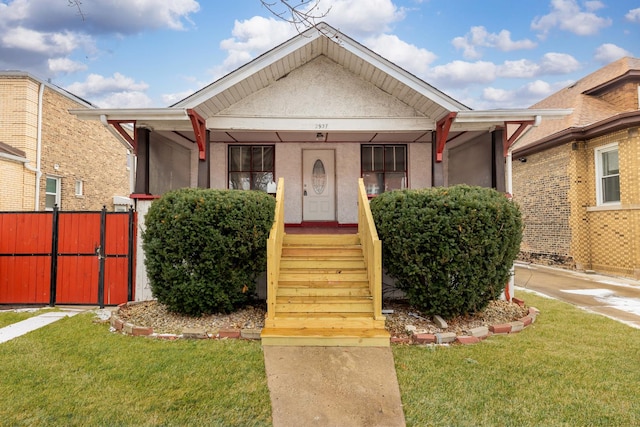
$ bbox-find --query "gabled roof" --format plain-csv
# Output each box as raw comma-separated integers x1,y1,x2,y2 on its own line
513,57,640,155
172,22,469,120
71,22,570,152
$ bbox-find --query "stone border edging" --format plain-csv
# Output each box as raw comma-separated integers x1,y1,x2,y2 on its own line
110,301,540,345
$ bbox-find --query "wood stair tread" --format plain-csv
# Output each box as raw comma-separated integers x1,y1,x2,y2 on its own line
265,231,386,346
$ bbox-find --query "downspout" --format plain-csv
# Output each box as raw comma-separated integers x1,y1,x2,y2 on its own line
31,82,45,210
505,114,541,301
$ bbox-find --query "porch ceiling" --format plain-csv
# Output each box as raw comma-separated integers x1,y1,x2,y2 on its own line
207,130,433,143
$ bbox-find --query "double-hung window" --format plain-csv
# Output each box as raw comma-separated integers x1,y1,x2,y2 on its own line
595,143,620,205
45,176,61,210
228,145,275,192
361,144,407,196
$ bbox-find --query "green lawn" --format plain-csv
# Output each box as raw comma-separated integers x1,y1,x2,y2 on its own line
394,291,640,426
0,308,55,328
2,292,640,426
0,314,271,426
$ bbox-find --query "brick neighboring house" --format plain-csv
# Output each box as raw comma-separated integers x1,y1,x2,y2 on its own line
512,57,640,278
0,71,133,211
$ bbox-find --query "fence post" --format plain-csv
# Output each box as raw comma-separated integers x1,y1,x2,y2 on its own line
97,206,107,308
49,206,59,307
127,207,135,302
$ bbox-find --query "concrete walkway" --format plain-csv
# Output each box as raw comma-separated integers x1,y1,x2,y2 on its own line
515,262,640,329
263,346,406,427
0,309,84,344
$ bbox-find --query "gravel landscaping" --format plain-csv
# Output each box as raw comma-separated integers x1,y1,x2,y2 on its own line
115,298,529,339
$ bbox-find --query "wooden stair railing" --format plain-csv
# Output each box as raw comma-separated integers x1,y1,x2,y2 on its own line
357,177,385,326
265,178,285,328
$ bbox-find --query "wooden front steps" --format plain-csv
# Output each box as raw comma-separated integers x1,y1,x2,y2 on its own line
261,234,389,347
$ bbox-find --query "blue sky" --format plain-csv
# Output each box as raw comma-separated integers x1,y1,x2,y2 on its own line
1,0,638,110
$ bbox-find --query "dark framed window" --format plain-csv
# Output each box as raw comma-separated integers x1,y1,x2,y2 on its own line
361,145,407,196
228,145,275,192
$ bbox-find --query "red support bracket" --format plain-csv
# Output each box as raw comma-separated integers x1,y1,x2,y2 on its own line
503,120,534,157
187,109,207,161
435,112,457,162
107,120,137,153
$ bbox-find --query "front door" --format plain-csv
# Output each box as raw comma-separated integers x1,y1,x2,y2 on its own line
302,149,336,221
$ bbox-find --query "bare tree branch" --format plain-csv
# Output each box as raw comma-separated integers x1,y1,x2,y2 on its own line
260,0,331,33
68,0,86,21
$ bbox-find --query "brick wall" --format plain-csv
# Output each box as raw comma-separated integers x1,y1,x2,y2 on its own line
0,76,39,210
570,129,640,277
39,86,131,211
1,74,131,212
512,144,573,267
596,82,639,111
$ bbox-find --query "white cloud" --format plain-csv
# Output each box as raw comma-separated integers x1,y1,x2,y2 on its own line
318,0,405,36
1,26,93,55
452,26,537,60
497,59,540,78
594,43,632,64
48,57,87,74
211,16,296,79
162,90,195,106
531,0,612,38
0,0,199,81
92,91,154,109
364,34,437,76
66,73,148,98
0,0,200,34
625,8,640,23
539,52,581,74
426,60,497,88
479,79,573,109
584,1,605,12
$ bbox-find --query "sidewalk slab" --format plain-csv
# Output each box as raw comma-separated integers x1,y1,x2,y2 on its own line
515,263,640,329
0,311,80,344
263,346,405,427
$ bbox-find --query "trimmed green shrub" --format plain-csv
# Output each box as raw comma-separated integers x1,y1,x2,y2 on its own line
142,188,275,316
370,185,522,318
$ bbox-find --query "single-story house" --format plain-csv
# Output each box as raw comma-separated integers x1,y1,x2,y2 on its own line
512,57,640,279
71,23,569,301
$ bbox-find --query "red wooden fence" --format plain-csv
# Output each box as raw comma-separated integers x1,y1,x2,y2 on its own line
0,208,136,307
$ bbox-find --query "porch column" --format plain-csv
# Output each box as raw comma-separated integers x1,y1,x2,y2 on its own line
197,130,210,188
134,128,150,194
492,129,506,192
431,131,445,187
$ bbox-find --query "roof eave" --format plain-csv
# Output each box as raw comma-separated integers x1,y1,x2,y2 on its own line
69,108,190,122
513,111,640,157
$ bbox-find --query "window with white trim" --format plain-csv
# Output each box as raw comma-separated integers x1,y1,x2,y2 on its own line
75,180,83,197
45,176,61,210
228,145,275,192
595,143,620,205
361,145,407,196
